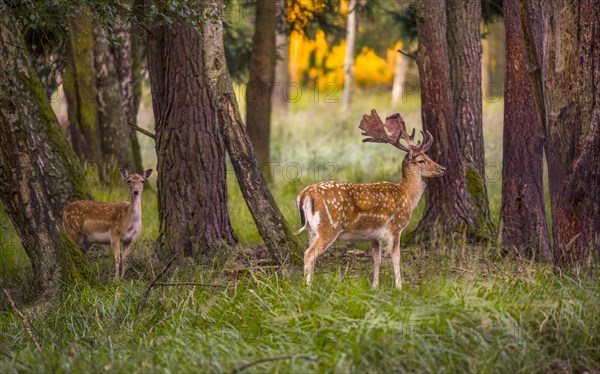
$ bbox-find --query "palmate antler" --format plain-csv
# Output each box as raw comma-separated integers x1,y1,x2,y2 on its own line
359,109,433,158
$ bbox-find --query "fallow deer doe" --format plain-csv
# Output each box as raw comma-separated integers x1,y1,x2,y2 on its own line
297,110,446,289
62,169,152,279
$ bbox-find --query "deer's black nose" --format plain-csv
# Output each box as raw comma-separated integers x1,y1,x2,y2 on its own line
439,167,447,174
133,190,140,195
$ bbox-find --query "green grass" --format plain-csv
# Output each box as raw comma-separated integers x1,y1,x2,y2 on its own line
1,88,597,372
1,251,598,372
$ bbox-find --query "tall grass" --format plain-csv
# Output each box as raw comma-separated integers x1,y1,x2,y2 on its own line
1,250,598,372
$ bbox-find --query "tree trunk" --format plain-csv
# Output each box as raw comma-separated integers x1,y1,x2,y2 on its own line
520,0,600,265
0,7,92,297
500,0,551,260
63,8,103,168
93,25,136,171
112,17,144,172
147,1,237,258
201,3,304,265
246,0,277,181
446,0,493,233
342,0,357,111
413,0,471,241
273,0,290,110
391,54,409,106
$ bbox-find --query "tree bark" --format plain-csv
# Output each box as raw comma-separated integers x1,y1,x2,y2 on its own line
246,0,277,180
501,0,551,260
446,0,493,233
342,0,357,111
202,3,304,265
413,0,471,240
273,0,290,110
63,8,103,168
520,0,600,265
0,7,92,297
147,1,237,258
93,25,136,171
112,17,144,172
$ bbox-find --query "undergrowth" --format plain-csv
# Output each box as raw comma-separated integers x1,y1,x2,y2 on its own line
1,247,598,373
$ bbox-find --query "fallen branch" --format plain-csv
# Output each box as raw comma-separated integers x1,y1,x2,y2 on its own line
398,49,417,61
2,289,41,350
154,282,226,288
230,355,317,374
138,254,178,312
127,122,156,140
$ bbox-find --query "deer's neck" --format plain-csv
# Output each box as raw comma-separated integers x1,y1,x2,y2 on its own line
399,168,425,210
128,193,142,224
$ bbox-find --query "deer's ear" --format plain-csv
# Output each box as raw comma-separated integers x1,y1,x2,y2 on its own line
119,168,129,179
143,169,153,179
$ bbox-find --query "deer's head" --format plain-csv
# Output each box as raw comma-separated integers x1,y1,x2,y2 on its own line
359,110,446,178
119,168,153,196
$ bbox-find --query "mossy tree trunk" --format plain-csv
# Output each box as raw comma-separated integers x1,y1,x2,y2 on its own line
500,0,551,260
446,0,494,233
147,1,238,257
413,0,472,241
63,8,103,168
0,6,92,297
93,25,136,171
520,0,600,265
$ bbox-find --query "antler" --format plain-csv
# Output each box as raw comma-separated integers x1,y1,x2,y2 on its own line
359,109,434,157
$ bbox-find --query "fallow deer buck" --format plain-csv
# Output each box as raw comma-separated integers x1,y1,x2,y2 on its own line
62,169,153,279
297,110,446,289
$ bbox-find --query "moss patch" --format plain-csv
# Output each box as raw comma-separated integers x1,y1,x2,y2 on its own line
466,167,485,203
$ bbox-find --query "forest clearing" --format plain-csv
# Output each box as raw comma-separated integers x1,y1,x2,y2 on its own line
1,0,599,372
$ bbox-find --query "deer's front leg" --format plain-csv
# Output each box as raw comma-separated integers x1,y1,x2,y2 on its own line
390,234,402,289
120,241,133,278
371,240,382,289
111,233,121,280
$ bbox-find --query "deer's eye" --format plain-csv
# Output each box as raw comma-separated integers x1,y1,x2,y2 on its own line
418,160,426,164
142,180,145,184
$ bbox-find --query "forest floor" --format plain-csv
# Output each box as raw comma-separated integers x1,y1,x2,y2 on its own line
1,89,598,372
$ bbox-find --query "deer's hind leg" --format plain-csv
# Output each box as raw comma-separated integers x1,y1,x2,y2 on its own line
304,228,339,287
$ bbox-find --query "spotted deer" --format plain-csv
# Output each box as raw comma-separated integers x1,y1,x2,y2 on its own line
62,169,153,279
297,110,446,289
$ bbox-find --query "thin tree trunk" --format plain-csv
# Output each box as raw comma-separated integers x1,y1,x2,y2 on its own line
202,3,304,265
273,0,290,110
413,0,470,241
520,0,600,265
500,0,551,260
391,55,409,106
0,7,92,297
342,0,357,111
147,1,237,258
93,25,136,171
112,17,144,171
246,0,277,181
446,0,493,233
63,8,103,168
